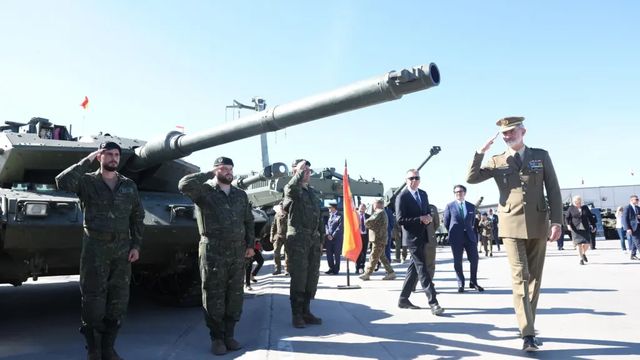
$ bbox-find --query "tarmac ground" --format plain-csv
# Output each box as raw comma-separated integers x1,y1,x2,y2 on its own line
1,237,638,359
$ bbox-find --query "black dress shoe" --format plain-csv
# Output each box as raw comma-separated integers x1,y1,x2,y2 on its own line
522,335,538,352
324,270,333,274
430,304,444,316
398,299,420,309
470,283,485,292
631,255,639,260
457,286,464,293
582,254,588,263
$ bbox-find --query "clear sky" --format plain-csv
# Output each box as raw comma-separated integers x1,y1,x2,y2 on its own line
1,1,638,209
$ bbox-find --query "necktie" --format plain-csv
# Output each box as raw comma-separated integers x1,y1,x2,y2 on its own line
458,202,465,221
414,191,421,205
360,214,366,233
514,152,523,169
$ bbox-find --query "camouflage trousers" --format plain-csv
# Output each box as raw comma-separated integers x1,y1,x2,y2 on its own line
199,238,246,340
285,233,321,315
364,241,394,275
273,238,288,271
79,235,131,330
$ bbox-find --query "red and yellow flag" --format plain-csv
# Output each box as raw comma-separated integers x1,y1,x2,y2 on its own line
341,160,362,262
80,96,89,109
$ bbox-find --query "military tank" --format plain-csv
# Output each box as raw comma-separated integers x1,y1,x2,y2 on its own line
0,63,440,304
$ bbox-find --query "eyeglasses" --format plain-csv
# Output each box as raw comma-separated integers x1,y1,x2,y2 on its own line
407,176,420,181
454,190,465,193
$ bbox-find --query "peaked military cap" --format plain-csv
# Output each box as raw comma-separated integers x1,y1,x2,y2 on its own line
214,156,234,167
292,159,311,168
496,116,525,132
99,141,122,154
328,201,338,208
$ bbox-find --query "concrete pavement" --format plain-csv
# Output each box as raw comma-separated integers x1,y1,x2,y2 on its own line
1,238,638,359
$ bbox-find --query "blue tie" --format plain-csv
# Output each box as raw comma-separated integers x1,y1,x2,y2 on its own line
458,202,465,222
414,191,420,205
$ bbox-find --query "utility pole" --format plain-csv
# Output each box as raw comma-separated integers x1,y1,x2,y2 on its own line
226,97,269,168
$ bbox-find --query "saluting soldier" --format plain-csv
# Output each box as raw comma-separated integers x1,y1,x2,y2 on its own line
284,159,324,328
467,117,562,352
178,156,255,356
56,141,144,360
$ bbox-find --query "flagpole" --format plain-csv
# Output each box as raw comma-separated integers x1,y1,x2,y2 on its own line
338,158,360,290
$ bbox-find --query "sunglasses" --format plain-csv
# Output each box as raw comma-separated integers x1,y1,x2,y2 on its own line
454,190,465,193
407,176,420,181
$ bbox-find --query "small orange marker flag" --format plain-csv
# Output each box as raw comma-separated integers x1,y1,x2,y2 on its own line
80,96,89,109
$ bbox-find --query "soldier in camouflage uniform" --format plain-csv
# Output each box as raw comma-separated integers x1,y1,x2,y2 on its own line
56,142,144,360
360,199,395,280
270,202,288,275
284,159,324,328
478,212,493,256
178,156,255,356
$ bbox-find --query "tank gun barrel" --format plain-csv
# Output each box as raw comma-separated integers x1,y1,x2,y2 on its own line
126,63,440,171
233,162,288,190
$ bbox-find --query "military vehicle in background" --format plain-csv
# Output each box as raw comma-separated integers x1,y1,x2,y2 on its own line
384,146,441,211
0,62,441,305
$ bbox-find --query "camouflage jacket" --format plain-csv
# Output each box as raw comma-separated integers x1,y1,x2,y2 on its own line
283,170,322,238
178,172,254,248
55,158,144,250
270,210,287,243
365,209,388,244
479,218,493,237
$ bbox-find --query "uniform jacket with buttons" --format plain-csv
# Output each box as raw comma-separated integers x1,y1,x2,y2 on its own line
466,147,562,239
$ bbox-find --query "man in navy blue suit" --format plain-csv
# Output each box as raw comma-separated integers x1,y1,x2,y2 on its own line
444,185,485,293
324,202,343,274
622,194,640,261
395,169,444,315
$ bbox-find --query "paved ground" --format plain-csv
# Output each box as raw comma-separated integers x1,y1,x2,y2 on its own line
1,238,638,359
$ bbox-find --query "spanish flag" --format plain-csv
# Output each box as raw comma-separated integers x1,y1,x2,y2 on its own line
341,160,362,262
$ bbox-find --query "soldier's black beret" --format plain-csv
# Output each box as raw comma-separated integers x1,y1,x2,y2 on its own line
292,159,311,168
214,156,234,167
99,141,121,154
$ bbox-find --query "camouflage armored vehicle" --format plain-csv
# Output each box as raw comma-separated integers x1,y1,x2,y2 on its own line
0,63,440,304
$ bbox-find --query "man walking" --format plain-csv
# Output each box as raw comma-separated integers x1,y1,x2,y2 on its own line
395,169,444,315
622,194,640,260
56,142,144,360
284,159,324,328
467,117,562,352
178,156,255,356
444,185,484,293
360,199,396,281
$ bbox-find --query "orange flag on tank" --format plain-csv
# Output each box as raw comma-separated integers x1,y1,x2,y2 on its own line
341,160,362,262
80,96,89,109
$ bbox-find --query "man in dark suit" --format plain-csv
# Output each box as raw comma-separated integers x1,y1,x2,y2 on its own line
443,185,484,293
395,169,444,316
324,202,343,274
622,194,640,260
355,204,370,273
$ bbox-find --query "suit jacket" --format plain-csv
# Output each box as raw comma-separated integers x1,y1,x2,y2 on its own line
564,205,595,231
622,204,640,233
395,188,431,246
443,200,477,244
325,211,343,240
467,146,562,239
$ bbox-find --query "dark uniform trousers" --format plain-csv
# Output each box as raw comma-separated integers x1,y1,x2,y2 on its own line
286,229,322,315
80,231,132,329
199,236,246,340
400,240,437,305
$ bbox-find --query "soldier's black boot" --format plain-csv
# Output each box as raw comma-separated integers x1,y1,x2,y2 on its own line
291,297,306,328
210,327,227,356
101,319,123,360
302,296,322,325
223,321,242,351
80,325,101,360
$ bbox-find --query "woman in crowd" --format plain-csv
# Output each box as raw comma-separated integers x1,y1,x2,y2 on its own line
565,195,596,265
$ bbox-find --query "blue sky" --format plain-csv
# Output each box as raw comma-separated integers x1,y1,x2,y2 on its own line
1,1,638,208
